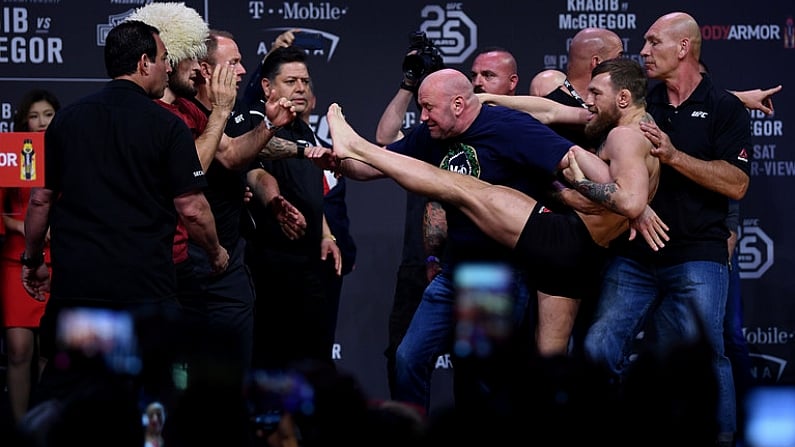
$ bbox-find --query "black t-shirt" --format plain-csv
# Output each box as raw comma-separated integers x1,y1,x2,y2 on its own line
45,80,205,301
611,75,751,265
244,101,325,258
190,97,253,252
387,105,572,263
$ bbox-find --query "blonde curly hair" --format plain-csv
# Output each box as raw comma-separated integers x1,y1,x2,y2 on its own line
126,2,208,66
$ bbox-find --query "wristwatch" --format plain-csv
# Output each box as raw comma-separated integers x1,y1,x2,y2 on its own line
295,140,309,159
266,121,282,135
20,251,44,268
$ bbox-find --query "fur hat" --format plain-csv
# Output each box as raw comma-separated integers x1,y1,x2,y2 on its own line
126,2,208,66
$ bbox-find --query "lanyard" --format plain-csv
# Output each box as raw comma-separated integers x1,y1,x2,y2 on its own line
563,78,589,109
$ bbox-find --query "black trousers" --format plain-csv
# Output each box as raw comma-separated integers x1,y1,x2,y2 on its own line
247,249,334,371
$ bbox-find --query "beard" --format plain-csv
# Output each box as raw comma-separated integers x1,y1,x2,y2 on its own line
169,73,198,99
584,105,620,141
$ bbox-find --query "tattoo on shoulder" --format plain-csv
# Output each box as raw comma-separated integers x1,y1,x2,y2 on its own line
641,113,656,124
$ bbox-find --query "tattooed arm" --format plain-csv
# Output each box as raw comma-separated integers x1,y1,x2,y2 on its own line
423,200,447,282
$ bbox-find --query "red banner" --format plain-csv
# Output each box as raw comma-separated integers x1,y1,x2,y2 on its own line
0,132,44,187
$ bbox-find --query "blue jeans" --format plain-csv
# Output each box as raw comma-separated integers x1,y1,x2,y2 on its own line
725,250,751,391
584,256,736,434
725,248,751,435
394,264,529,411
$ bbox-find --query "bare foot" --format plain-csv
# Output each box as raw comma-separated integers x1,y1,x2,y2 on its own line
326,103,362,161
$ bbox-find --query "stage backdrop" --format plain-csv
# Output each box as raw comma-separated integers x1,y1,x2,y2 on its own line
1,0,793,409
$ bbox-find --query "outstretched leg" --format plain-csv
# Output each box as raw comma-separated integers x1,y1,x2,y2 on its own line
327,103,535,248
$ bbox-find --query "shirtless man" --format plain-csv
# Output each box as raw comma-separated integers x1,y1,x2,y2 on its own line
315,58,663,357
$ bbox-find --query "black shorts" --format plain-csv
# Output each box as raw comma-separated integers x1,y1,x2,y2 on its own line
514,203,608,301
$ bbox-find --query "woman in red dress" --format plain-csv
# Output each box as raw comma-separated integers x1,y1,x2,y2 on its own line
2,89,58,424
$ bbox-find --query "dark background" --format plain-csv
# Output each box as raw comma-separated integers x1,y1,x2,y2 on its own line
1,0,792,409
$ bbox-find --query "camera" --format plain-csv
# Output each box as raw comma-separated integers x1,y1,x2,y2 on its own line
401,31,445,87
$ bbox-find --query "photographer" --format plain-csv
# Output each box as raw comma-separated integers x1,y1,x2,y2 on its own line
376,32,444,144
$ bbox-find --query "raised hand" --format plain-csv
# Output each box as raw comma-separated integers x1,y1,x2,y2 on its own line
264,87,297,128
271,29,299,49
209,62,237,113
733,84,783,116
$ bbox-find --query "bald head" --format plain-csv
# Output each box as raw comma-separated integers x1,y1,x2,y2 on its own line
417,68,481,139
653,12,702,60
470,48,518,95
570,28,624,68
482,50,517,74
641,12,703,84
421,68,476,99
